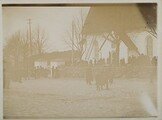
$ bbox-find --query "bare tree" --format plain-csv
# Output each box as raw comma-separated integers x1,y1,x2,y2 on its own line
3,31,25,87
3,25,47,88
32,25,47,56
5,31,23,62
64,9,87,61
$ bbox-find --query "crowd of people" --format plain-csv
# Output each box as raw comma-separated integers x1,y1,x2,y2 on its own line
33,66,60,79
26,54,158,80
85,64,114,90
84,54,157,90
3,53,157,89
127,54,157,66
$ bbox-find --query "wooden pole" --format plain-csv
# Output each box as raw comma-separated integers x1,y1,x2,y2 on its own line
72,21,74,65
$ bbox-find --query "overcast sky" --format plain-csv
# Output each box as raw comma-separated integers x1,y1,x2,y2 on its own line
2,7,90,52
2,6,157,59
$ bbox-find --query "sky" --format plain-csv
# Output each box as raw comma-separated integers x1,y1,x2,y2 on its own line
2,6,157,61
2,6,90,52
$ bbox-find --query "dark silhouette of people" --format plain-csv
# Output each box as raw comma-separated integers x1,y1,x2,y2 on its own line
52,66,55,78
55,67,60,78
95,65,114,90
85,65,93,85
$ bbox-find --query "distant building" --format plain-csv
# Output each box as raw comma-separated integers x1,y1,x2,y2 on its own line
34,59,49,69
33,50,81,77
33,50,80,69
82,33,156,64
34,59,65,78
34,59,65,69
50,59,65,69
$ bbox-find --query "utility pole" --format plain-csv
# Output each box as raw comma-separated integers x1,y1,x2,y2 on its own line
26,27,29,80
72,20,74,65
27,19,32,56
27,19,32,78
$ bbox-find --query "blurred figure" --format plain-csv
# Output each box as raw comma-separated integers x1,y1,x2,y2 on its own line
85,65,93,85
95,65,114,90
52,66,55,78
55,67,60,78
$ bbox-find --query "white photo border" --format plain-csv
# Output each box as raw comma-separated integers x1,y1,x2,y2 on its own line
0,0,161,120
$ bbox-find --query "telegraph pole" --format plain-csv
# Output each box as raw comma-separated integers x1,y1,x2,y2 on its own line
27,19,33,78
72,20,74,65
27,19,32,56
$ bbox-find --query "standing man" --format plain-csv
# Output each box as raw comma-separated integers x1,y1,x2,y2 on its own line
85,65,93,85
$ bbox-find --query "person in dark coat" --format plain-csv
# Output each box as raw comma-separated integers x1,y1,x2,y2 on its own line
95,67,108,90
86,65,93,85
52,66,55,78
55,67,60,78
95,65,114,90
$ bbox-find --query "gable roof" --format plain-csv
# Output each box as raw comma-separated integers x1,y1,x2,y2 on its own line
82,3,156,52
82,4,147,35
137,3,157,31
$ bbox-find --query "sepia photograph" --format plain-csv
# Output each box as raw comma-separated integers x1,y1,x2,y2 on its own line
1,1,160,119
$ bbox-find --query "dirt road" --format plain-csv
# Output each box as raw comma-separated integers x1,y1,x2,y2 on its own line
3,78,157,118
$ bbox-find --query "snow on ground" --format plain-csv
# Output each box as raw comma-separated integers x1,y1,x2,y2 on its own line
3,78,157,119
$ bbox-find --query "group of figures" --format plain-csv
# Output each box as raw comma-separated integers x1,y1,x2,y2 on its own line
85,65,114,90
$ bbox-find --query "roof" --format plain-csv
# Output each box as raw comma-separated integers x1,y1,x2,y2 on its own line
137,3,157,30
82,3,156,52
82,4,147,35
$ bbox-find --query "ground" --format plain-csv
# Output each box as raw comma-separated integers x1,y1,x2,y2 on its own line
3,78,157,119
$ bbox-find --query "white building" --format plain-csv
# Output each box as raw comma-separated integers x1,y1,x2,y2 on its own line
82,32,157,64
34,60,49,69
34,59,65,78
50,59,65,69
34,59,65,69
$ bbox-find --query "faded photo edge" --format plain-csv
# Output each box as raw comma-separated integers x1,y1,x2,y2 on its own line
1,0,162,120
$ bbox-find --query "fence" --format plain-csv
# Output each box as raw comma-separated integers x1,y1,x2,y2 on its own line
4,65,157,82
58,65,157,79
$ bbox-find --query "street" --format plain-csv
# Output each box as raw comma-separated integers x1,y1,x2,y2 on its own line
4,78,157,118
